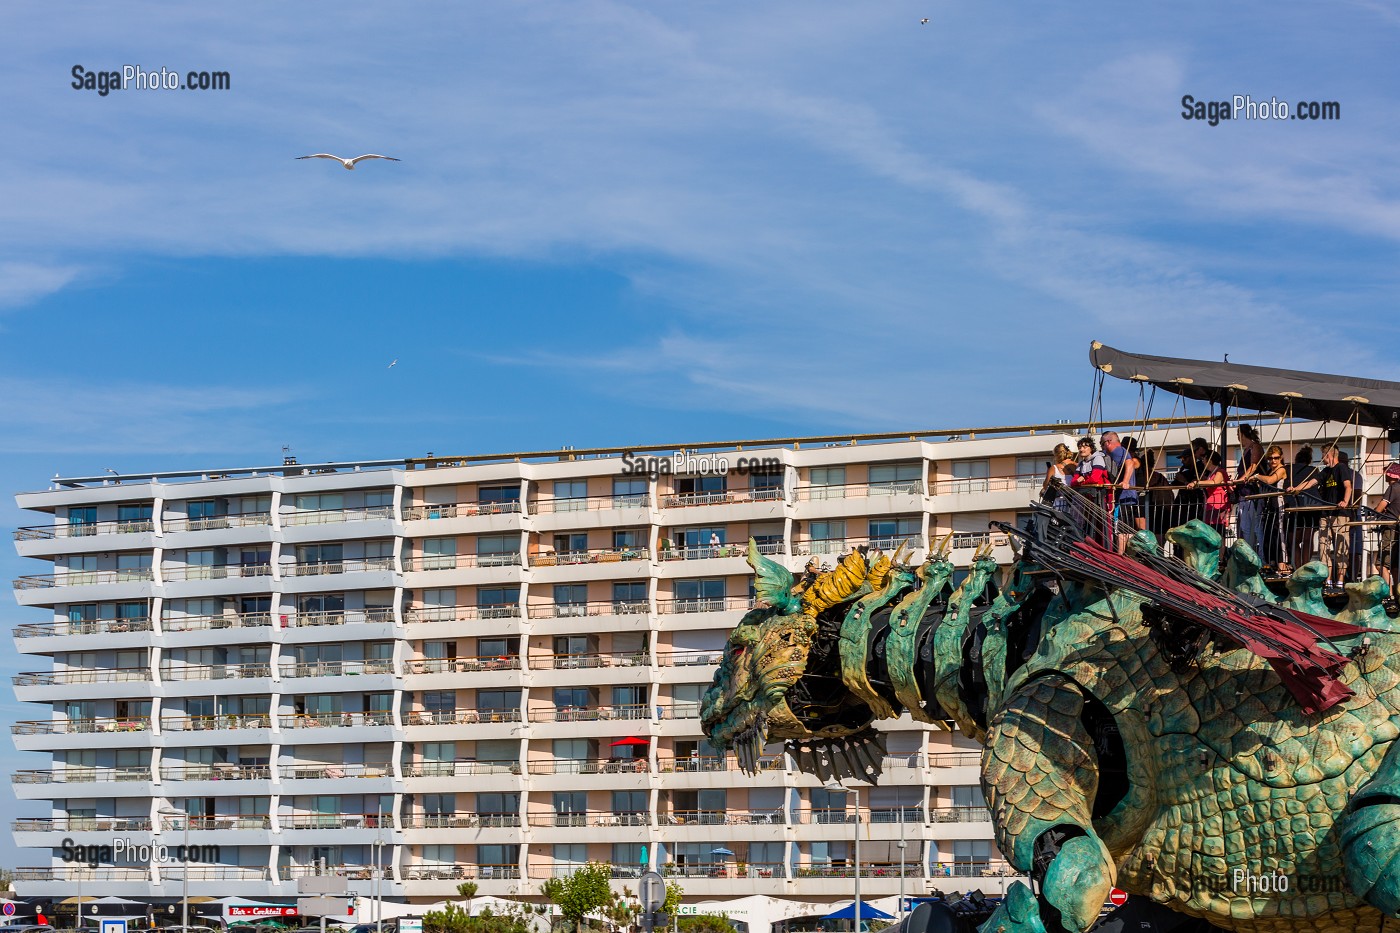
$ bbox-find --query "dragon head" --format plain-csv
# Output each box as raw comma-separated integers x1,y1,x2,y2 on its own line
700,541,882,772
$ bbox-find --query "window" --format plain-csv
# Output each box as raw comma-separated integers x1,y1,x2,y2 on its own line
679,527,725,552
808,466,846,501
423,691,455,715
554,792,586,815
613,477,647,504
672,684,703,718
424,793,456,817
677,475,726,497
478,588,519,618
612,791,647,816
869,461,922,494
808,520,845,554
611,844,644,875
364,490,393,509
553,739,589,761
553,480,587,511
1016,457,1044,489
477,793,518,816
479,485,519,504
422,588,455,612
363,539,393,560
477,844,518,872
478,535,519,566
950,459,990,494
478,636,519,657
187,500,218,519
117,551,152,580
612,582,647,612
67,507,97,534
554,687,593,709
423,844,456,866
298,593,345,616
554,585,587,616
953,839,992,866
423,742,455,777
117,503,153,530
296,543,343,568
424,640,457,661
952,785,986,808
294,493,343,512
613,528,644,551
612,685,646,710
478,690,519,713
674,579,725,611
868,517,919,549
553,843,588,869
553,533,588,558
233,496,271,516
422,538,457,570
751,468,784,494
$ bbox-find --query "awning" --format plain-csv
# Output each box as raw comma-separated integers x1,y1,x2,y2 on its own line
822,902,895,921
610,737,651,747
1089,342,1400,430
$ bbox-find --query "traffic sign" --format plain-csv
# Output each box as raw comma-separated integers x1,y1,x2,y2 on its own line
100,920,127,933
639,870,666,912
1108,889,1129,908
298,897,350,918
3,903,15,917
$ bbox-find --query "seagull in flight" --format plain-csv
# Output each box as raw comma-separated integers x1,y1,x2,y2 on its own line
388,359,398,369
296,153,401,170
920,18,929,24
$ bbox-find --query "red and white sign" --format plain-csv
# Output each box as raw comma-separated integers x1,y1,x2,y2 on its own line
228,907,298,918
1107,889,1129,908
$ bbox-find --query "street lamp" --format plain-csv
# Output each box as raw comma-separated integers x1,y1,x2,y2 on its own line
824,783,860,933
158,807,190,932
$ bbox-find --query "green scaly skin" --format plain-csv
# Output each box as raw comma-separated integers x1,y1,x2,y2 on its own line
703,522,1400,933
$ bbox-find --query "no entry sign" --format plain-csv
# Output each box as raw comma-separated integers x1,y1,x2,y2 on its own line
1108,889,1129,907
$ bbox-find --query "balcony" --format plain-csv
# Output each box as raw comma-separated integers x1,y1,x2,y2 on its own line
657,703,700,720
403,553,523,572
528,494,649,514
402,864,520,880
281,864,386,881
663,863,785,880
793,481,925,501
14,867,151,882
13,668,150,686
406,604,521,623
798,535,926,556
280,659,394,678
161,865,270,882
402,813,485,828
160,662,273,681
162,611,271,632
280,812,390,829
796,862,932,878
278,762,391,780
532,547,649,567
929,474,1040,497
161,714,272,731
655,596,751,615
528,600,649,619
162,513,272,532
282,506,396,526
542,652,648,670
162,562,272,582
13,717,151,735
660,488,786,508
14,568,153,589
655,649,723,667
161,763,272,781
401,655,520,674
14,518,157,539
12,767,149,784
527,704,650,723
278,711,394,729
404,708,520,726
661,810,785,826
527,758,651,775
659,541,781,562
658,756,784,774
14,616,153,638
402,760,519,777
525,810,652,828
402,501,522,521
293,557,395,576
929,806,993,823
14,817,152,832
290,608,394,627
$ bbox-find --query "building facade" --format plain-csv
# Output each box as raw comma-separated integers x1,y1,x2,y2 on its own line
9,421,1391,911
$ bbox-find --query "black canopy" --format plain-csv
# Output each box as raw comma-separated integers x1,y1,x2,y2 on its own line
1089,342,1400,432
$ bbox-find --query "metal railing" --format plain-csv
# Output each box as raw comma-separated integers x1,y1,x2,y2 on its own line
402,813,482,828
663,863,786,879
164,865,270,881
282,505,395,526
12,767,149,784
280,812,388,829
401,655,521,674
527,600,650,618
278,711,394,729
401,501,523,521
278,762,391,779
402,863,520,880
655,649,723,667
14,568,153,589
14,816,152,832
929,806,993,822
14,518,157,539
797,535,926,556
290,608,395,627
406,604,522,623
529,494,650,514
532,547,649,566
13,668,150,686
527,704,649,723
658,755,784,773
402,760,520,777
13,717,151,735
160,662,272,681
403,552,522,571
160,714,272,731
162,611,271,632
279,659,394,678
657,703,701,720
404,708,521,726
14,616,153,638
14,866,151,881
161,764,272,781
659,541,780,561
655,596,750,614
793,481,925,501
162,512,272,532
542,652,648,670
293,556,395,576
161,562,272,581
527,758,651,775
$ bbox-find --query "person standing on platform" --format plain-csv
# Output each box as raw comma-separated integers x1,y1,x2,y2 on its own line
1374,462,1400,591
1290,444,1354,586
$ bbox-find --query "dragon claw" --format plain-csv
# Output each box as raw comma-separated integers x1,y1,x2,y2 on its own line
978,883,1046,933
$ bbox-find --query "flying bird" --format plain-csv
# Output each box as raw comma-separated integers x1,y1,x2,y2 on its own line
388,359,398,369
296,153,401,170
920,18,929,24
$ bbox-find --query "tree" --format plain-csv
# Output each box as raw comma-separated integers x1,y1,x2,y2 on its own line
541,862,615,932
677,916,733,933
663,881,684,918
424,903,533,933
458,882,480,913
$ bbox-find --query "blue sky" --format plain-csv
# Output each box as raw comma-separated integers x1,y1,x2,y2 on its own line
2,0,1399,865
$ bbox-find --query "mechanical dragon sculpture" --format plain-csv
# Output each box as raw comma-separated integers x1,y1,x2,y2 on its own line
699,507,1400,933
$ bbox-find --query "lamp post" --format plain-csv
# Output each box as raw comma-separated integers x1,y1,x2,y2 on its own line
158,807,189,932
897,804,906,921
824,783,859,933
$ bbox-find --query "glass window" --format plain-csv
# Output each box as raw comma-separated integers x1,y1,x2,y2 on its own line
295,493,343,511
677,475,726,496
751,469,784,492
809,520,846,554
477,844,518,870
552,739,589,760
478,690,520,712
186,500,218,519
674,579,724,610
613,528,643,550
554,585,587,614
951,459,990,494
613,477,647,501
117,503,153,526
868,517,919,548
611,791,647,814
869,461,923,494
553,533,588,556
553,843,588,869
424,843,456,865
478,485,520,503
554,687,593,709
612,582,646,609
364,490,393,508
476,793,518,815
67,507,97,533
809,466,846,500
478,589,519,616
611,843,644,875
478,636,519,657
553,481,587,511
952,785,986,808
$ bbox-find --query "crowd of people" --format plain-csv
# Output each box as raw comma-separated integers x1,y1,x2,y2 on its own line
1039,428,1400,591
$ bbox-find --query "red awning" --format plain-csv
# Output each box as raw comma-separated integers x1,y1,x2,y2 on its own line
610,736,651,746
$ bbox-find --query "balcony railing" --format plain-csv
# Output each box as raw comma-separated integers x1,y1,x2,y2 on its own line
792,481,925,501
406,604,522,623
401,501,523,521
657,703,700,720
14,866,151,881
404,708,521,726
14,616,153,638
930,806,993,822
401,655,520,674
290,608,394,627
12,767,149,784
932,861,1020,878
278,762,391,780
162,611,271,632
403,553,523,571
532,547,649,566
293,557,395,576
797,535,927,556
162,865,270,881
279,711,394,729
13,668,150,686
929,473,1041,497
160,662,272,681
659,541,781,561
14,817,152,832
662,809,785,826
660,487,786,508
403,760,520,777
14,518,157,540
927,752,982,768
282,505,395,526
527,811,651,828
162,512,272,532
527,600,650,619
528,494,650,514
527,704,649,723
280,812,389,829
170,814,272,831
161,763,272,781
658,755,784,773
162,562,272,582
13,717,151,735
655,596,750,615
527,758,651,775
543,652,648,670
949,532,1009,550
402,813,483,828
402,864,520,880
14,568,153,589
280,659,394,678
797,862,925,878
160,714,272,731
655,649,723,667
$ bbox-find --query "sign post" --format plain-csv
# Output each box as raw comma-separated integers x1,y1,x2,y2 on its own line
100,920,127,933
639,870,665,933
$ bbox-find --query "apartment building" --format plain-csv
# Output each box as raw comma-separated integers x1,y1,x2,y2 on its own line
9,421,1392,913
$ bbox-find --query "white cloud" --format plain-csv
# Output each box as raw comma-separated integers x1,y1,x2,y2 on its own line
0,262,83,309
